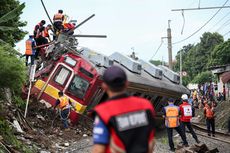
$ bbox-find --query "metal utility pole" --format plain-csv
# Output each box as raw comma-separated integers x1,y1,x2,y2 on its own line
167,20,173,70
180,50,182,85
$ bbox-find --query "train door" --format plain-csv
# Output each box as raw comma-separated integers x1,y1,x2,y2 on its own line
40,63,73,105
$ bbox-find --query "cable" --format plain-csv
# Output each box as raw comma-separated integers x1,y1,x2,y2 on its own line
208,10,230,31
215,17,230,32
173,0,229,45
181,10,185,35
223,31,230,36
150,39,164,60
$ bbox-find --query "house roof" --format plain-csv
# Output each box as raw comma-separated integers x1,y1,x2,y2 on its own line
221,71,230,83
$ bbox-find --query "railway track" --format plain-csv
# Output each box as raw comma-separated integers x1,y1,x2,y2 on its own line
192,122,230,144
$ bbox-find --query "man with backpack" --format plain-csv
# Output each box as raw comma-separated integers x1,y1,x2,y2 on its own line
204,102,215,137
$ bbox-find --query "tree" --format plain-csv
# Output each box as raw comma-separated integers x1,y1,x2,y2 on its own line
0,0,27,46
149,60,162,66
209,39,230,66
192,71,213,84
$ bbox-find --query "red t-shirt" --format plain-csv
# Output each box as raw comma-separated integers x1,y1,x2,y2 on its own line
179,102,192,122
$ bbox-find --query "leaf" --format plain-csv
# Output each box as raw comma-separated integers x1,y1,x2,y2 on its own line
0,26,16,31
0,3,25,24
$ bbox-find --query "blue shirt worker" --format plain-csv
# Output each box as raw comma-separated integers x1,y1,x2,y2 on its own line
25,35,36,66
92,66,156,153
163,98,188,152
54,91,71,130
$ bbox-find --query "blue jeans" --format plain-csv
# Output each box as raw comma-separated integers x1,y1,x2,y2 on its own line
60,108,70,128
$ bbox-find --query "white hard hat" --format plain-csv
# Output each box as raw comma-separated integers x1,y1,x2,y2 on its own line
181,94,188,100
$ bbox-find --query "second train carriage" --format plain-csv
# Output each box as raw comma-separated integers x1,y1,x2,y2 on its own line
28,48,189,126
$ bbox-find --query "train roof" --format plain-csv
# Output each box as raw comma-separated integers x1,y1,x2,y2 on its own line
80,48,190,96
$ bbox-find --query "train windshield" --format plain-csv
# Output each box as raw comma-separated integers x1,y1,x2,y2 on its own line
68,75,89,99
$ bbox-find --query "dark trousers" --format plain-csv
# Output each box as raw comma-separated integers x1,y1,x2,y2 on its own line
228,117,230,133
206,118,215,135
35,37,48,58
25,55,34,66
53,21,63,40
167,126,188,149
60,108,70,129
181,122,198,141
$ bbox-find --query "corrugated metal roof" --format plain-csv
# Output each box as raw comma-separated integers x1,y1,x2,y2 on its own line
221,71,230,83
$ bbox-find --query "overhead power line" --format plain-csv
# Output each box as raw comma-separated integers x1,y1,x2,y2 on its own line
208,10,230,31
150,39,164,60
215,16,230,32
172,0,229,45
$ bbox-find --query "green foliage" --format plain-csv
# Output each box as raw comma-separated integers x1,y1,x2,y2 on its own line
0,42,26,95
209,39,230,66
192,71,213,84
0,0,27,46
0,119,34,153
174,32,224,85
149,60,162,66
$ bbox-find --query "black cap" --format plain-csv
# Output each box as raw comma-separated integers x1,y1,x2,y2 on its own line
168,98,174,103
41,20,46,24
58,10,63,13
103,66,127,87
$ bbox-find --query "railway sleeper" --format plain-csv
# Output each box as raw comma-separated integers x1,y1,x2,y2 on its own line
176,143,219,153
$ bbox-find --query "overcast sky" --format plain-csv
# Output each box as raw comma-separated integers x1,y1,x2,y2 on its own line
17,0,230,62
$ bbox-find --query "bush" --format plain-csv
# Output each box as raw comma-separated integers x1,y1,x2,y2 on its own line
192,71,214,84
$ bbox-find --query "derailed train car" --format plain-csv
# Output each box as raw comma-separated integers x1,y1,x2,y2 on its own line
28,47,189,126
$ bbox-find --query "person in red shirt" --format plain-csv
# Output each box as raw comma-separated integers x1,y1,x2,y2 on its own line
179,94,200,143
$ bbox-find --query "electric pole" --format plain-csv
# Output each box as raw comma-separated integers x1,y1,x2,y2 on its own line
167,20,173,70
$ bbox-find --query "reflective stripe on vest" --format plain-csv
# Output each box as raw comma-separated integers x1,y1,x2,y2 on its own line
59,96,69,110
205,106,214,118
54,13,63,22
165,106,179,128
25,40,32,55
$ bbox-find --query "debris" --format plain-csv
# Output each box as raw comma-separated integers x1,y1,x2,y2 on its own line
64,142,70,147
176,143,219,153
36,114,45,121
83,134,88,137
13,120,24,133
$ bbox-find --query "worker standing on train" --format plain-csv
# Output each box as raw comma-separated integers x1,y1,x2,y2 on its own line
54,91,71,130
33,20,46,58
53,9,64,39
42,24,52,43
163,98,188,152
179,94,200,143
92,66,156,153
25,35,36,66
204,102,215,137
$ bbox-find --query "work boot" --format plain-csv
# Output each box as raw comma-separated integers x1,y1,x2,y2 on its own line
196,139,200,143
183,144,189,147
169,148,176,152
212,134,215,137
208,133,211,136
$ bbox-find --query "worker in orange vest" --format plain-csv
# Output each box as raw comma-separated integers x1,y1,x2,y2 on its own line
163,98,188,152
42,24,52,43
204,102,215,136
25,35,36,66
53,10,64,39
54,91,71,130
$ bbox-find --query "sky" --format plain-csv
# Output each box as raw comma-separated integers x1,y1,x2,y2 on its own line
16,0,230,62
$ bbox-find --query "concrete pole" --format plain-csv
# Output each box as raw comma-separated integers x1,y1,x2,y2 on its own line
180,50,183,84
167,20,173,69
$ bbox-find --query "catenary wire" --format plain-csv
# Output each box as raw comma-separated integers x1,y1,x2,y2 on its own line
150,39,164,60
173,0,229,45
208,10,230,31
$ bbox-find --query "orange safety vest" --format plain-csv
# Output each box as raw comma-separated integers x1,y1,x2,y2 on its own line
58,96,69,110
204,106,214,118
42,27,49,37
165,105,179,128
53,13,63,22
25,40,32,55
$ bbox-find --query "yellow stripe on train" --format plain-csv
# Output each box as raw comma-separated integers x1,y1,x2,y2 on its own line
34,79,86,114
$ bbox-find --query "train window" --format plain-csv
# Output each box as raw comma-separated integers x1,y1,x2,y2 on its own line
64,56,77,66
68,75,89,99
54,67,71,85
79,67,94,78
